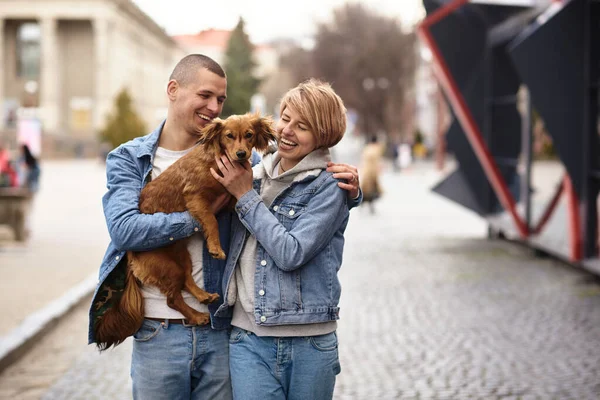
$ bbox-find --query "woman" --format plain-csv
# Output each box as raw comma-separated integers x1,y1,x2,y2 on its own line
359,135,384,214
211,79,356,399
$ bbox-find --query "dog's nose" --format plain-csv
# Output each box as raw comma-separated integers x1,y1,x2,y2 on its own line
236,150,247,159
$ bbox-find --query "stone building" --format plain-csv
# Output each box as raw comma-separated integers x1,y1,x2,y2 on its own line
0,0,185,157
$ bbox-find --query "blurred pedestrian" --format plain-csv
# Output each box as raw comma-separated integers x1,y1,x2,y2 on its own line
212,78,360,400
392,141,400,172
0,140,9,172
0,141,13,187
0,160,18,188
360,135,384,214
88,54,361,400
399,143,413,169
18,144,41,193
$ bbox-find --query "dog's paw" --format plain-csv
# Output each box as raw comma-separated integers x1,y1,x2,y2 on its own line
189,313,211,326
209,248,226,260
202,292,220,304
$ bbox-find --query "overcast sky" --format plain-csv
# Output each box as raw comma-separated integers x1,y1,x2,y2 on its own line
131,0,426,44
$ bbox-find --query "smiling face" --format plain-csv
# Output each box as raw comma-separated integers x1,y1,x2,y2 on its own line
275,105,317,170
168,68,227,139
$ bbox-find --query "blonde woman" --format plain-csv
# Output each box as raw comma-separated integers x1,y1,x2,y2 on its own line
212,78,358,399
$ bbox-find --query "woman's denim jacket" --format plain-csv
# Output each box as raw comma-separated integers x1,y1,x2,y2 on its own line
87,121,260,344
215,168,353,326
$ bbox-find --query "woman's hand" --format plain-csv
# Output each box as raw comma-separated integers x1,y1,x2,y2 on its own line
210,155,253,200
326,162,360,199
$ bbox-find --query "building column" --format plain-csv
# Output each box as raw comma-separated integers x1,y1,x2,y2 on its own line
93,17,110,132
39,17,59,133
0,18,5,129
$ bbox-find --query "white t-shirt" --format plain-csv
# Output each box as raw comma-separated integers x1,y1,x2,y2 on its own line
141,146,208,318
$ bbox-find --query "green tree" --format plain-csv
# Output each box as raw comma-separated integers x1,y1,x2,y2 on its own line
222,18,261,117
100,88,146,149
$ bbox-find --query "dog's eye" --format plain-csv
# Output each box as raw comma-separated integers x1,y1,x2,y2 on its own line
226,133,234,139
245,132,253,139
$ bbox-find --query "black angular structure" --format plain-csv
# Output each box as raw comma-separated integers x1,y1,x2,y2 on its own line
419,0,599,273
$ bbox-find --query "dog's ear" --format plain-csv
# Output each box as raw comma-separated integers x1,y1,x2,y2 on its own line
198,118,224,145
252,115,277,152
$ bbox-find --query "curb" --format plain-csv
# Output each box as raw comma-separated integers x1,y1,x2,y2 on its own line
0,273,97,373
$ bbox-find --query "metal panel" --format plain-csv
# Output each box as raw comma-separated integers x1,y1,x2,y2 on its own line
508,0,586,195
424,0,526,215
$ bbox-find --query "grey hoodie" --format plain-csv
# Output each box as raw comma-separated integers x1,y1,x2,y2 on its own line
229,148,338,337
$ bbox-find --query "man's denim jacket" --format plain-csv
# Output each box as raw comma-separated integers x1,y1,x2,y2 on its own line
87,121,260,344
215,167,353,326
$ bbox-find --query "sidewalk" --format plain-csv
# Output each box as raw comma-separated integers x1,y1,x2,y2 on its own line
3,158,600,400
0,159,108,370
0,158,569,369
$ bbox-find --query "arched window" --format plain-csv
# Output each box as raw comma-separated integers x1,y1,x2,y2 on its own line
16,23,40,79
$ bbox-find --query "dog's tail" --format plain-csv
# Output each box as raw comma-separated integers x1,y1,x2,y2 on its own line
94,267,144,351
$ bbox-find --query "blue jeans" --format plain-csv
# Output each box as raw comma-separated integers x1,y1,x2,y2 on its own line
131,319,232,400
229,327,341,400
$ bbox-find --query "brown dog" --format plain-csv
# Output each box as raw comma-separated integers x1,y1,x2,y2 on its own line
95,113,275,350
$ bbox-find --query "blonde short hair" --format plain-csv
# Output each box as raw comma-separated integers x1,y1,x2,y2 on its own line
279,78,347,148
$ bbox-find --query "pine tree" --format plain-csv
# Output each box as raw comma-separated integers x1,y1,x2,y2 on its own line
100,88,147,149
222,18,261,117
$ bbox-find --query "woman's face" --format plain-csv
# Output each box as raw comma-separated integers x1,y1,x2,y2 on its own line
275,105,317,168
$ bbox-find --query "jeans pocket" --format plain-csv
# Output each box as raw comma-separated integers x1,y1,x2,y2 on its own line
229,326,249,344
309,331,338,352
133,320,161,342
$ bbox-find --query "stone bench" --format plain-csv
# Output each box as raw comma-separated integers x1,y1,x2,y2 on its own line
0,187,32,241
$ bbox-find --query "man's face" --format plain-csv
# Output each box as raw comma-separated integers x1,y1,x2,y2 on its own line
171,68,227,137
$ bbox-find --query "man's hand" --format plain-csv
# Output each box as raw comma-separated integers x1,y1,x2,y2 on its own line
210,156,253,199
326,162,360,199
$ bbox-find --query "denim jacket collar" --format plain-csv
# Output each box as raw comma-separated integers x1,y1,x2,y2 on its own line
136,119,165,160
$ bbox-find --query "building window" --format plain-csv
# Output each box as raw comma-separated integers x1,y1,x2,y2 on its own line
16,23,41,79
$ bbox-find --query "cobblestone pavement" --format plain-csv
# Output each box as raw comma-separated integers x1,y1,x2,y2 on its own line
2,161,600,399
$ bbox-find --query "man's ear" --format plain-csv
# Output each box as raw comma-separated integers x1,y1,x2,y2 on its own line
167,79,179,101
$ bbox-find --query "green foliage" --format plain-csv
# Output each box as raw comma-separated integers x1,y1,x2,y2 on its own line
539,140,556,159
414,129,424,145
222,18,261,117
532,108,557,160
100,89,146,149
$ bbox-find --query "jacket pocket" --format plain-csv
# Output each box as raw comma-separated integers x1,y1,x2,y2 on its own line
274,203,306,228
229,326,250,344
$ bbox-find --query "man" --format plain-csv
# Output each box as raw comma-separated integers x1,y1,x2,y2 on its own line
88,54,361,399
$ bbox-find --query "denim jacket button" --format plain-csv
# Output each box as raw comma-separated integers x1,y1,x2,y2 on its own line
289,209,295,216
273,205,279,211
169,237,174,241
260,260,267,266
260,316,267,322
194,227,199,232
115,256,120,261
259,289,265,296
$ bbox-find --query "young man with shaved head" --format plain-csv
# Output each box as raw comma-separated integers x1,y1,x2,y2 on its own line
88,54,361,399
